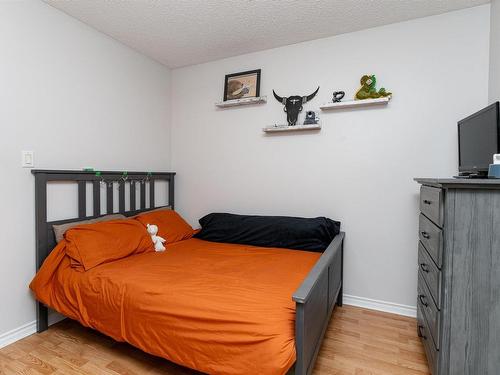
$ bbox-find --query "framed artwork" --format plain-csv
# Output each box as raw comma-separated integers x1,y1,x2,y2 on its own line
223,69,261,101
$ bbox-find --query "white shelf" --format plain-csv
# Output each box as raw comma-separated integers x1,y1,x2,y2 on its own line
215,96,267,108
320,96,391,110
263,124,321,133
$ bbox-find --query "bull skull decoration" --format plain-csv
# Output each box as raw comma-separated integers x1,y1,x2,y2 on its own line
272,87,320,126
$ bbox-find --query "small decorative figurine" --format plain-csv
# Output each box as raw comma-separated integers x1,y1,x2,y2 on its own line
355,75,392,100
273,87,320,126
332,91,345,102
147,224,166,251
303,111,319,125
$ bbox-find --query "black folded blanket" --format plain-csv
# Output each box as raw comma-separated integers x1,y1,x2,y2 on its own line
195,213,340,252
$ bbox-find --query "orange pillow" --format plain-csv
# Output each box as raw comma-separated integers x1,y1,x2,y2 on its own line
134,210,194,244
65,219,154,271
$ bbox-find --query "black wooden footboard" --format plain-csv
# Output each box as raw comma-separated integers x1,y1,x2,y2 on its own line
292,232,345,375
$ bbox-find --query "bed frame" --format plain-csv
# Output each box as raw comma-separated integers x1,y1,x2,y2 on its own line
32,169,344,375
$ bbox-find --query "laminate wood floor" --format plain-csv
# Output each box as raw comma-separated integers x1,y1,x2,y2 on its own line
0,305,430,375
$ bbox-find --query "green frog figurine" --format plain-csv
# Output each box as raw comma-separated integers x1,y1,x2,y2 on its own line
355,75,392,100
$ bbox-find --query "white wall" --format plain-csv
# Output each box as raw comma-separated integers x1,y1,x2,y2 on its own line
490,0,500,102
171,6,490,309
0,1,171,338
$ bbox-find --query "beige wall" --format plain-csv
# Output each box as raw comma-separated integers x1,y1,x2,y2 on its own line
171,6,491,311
0,0,171,340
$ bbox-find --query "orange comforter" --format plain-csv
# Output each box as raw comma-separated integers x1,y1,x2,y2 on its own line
30,238,321,375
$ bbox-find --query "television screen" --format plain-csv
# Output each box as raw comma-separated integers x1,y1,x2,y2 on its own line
458,102,500,174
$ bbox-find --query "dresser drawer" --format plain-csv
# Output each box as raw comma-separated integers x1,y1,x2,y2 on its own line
418,271,441,349
419,214,443,269
418,242,442,308
417,304,438,375
420,186,443,227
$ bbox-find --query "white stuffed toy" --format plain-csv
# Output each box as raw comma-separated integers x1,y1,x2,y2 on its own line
147,224,166,251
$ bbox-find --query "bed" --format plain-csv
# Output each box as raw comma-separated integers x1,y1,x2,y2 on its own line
31,170,345,375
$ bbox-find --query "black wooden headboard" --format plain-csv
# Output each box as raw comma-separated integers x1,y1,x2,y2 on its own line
32,169,175,332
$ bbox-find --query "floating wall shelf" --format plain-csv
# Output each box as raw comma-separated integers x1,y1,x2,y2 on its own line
215,96,267,108
320,96,391,110
263,124,321,133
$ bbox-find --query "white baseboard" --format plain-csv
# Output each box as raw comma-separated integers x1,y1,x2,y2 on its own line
343,294,417,318
0,311,66,349
0,320,36,349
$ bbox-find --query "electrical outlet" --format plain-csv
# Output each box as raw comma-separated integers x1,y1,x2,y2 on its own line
22,151,34,168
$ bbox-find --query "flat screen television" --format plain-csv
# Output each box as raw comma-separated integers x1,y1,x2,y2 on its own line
458,102,500,176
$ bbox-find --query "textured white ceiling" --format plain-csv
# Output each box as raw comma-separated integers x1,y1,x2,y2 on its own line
44,0,489,68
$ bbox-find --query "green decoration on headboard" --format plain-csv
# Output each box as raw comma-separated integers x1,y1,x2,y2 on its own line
355,75,392,100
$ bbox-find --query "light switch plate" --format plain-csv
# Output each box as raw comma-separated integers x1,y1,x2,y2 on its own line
22,151,34,168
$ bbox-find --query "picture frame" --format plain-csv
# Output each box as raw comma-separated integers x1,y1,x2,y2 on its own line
223,69,261,101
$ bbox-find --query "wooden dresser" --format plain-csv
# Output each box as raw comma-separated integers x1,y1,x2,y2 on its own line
415,178,500,375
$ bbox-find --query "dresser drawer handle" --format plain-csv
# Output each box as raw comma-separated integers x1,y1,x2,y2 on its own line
420,263,430,273
417,325,427,339
419,294,429,307
421,231,430,239
423,199,432,205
